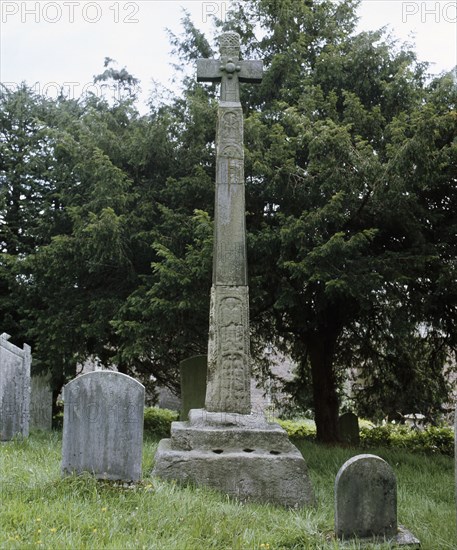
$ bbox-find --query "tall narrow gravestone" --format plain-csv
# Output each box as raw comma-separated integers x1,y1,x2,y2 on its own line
30,372,53,431
180,355,207,421
62,371,145,481
153,32,314,507
0,333,31,440
338,411,360,445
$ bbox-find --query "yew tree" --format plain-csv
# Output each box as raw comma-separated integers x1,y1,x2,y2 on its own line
225,0,457,440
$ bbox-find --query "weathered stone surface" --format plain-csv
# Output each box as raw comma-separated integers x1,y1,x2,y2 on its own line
171,409,293,452
62,371,144,481
153,409,315,508
188,408,270,428
30,372,53,431
335,454,397,539
213,104,246,286
0,333,31,440
335,454,420,546
180,356,207,420
338,411,360,445
207,286,250,414
455,406,457,532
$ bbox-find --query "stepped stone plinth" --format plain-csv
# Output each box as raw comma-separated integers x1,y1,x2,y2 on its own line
153,409,315,507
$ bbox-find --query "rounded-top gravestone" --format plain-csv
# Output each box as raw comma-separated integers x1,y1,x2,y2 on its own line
61,371,145,481
335,454,397,539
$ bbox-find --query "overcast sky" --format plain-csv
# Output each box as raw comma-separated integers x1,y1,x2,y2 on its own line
1,0,456,107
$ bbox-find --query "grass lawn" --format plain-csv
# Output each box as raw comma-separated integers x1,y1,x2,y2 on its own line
0,431,454,549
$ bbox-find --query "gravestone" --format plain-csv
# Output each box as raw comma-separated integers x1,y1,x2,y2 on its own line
61,371,145,481
335,454,420,546
153,32,314,508
30,372,53,431
0,333,31,440
455,406,457,533
180,355,207,421
338,411,360,445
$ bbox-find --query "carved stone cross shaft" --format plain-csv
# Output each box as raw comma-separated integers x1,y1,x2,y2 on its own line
197,32,263,414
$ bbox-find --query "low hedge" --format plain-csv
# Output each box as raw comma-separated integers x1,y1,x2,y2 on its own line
276,418,453,456
275,419,317,441
360,424,454,456
143,407,179,438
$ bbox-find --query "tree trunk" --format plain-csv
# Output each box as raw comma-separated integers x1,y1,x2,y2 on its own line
308,331,340,443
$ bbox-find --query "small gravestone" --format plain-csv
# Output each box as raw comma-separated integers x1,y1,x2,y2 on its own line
180,355,207,420
335,454,420,546
62,371,145,481
30,372,53,431
0,333,31,440
338,411,360,445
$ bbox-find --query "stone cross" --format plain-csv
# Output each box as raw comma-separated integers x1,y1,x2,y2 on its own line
197,32,263,414
152,37,315,509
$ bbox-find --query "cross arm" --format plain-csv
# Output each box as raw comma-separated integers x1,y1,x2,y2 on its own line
197,58,263,84
197,59,222,83
238,60,263,83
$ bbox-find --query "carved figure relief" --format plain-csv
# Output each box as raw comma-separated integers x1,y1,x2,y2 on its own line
221,352,247,395
217,294,248,390
228,159,243,185
220,324,244,353
220,296,242,325
220,144,243,159
221,111,241,139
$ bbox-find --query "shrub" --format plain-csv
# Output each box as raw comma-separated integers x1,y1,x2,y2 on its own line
276,418,454,455
276,419,316,441
143,407,178,438
360,424,454,456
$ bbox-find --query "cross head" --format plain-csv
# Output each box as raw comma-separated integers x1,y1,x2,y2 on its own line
197,31,263,102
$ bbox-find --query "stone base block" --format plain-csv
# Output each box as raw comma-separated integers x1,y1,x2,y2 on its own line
152,409,314,508
337,526,420,548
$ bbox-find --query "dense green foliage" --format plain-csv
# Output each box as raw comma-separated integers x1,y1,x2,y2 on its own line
277,418,454,456
143,407,179,438
1,432,455,548
276,419,318,441
360,424,454,455
1,0,456,441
